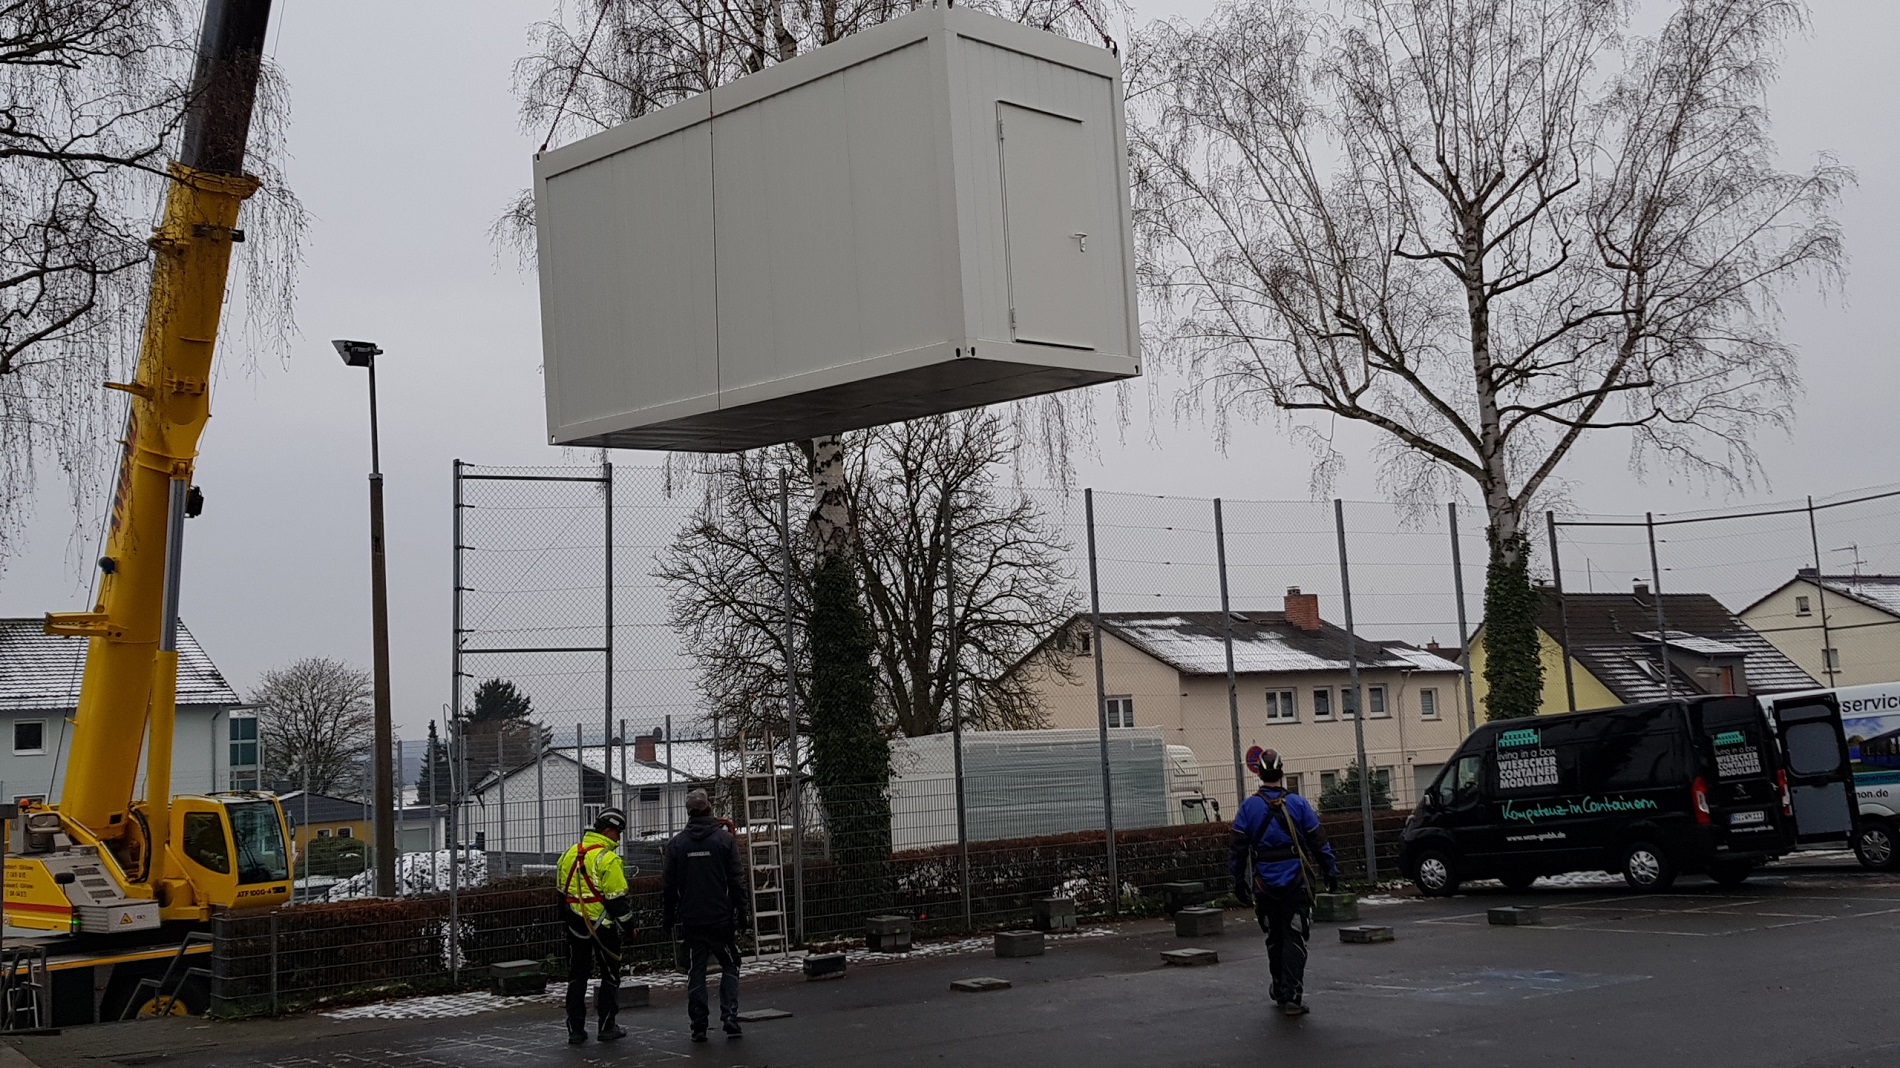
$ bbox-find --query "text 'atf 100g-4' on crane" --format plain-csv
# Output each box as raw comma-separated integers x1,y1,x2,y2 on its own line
4,0,293,936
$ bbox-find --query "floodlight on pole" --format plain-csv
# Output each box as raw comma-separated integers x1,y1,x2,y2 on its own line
336,337,397,899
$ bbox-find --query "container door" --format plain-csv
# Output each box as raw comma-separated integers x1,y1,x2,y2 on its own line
1771,694,1857,843
997,103,1099,351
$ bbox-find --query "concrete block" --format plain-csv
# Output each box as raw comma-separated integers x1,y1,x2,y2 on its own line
951,977,1013,993
616,981,651,1008
1032,897,1077,932
1160,948,1219,967
488,959,545,997
802,952,849,980
1174,907,1225,937
866,914,913,953
1156,881,1208,914
994,930,1045,958
1312,893,1359,923
1488,906,1541,926
1339,925,1394,944
736,1008,793,1022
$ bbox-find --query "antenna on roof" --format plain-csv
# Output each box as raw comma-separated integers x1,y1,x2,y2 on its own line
1831,544,1866,582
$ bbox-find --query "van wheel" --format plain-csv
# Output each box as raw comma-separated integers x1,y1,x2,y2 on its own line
1412,848,1459,897
1499,872,1537,891
1621,841,1676,890
1854,821,1898,871
1708,861,1753,888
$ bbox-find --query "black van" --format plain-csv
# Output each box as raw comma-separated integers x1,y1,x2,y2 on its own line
1401,696,1798,894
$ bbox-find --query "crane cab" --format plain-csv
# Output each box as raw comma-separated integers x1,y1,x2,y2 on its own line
6,793,292,932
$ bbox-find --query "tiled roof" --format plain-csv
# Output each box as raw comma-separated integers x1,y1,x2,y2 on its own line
0,618,241,711
1537,592,1817,702
1818,574,1900,617
1092,612,1463,677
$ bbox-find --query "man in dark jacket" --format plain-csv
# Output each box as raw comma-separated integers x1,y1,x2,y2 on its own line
662,789,750,1042
1230,747,1339,1016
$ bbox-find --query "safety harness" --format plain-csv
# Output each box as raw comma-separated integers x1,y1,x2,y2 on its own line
562,842,623,962
1249,791,1319,905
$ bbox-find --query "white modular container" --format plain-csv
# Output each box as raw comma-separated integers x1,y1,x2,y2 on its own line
533,7,1140,452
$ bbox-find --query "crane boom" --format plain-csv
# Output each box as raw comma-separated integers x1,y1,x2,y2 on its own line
13,0,293,932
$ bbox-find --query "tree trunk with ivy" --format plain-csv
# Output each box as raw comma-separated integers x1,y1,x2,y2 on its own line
804,434,892,912
1482,530,1543,720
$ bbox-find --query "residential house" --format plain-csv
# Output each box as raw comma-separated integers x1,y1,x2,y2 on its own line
457,731,717,867
1015,588,1470,812
0,619,258,803
1740,570,1900,687
1469,582,1820,715
279,790,440,865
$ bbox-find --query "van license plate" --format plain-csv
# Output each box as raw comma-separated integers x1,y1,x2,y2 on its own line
1729,810,1766,825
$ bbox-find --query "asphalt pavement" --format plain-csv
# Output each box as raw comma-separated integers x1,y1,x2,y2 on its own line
9,862,1900,1068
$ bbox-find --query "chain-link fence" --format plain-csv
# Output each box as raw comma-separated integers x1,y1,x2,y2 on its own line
1546,485,1900,713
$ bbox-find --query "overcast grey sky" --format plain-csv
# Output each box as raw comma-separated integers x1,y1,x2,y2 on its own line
0,0,1894,741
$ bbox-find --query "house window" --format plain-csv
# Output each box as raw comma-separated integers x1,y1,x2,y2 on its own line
1795,595,1812,617
1283,774,1301,795
1374,767,1393,794
1077,630,1092,655
1319,771,1338,794
1341,688,1358,719
12,721,45,756
1105,696,1136,728
1312,689,1333,721
337,827,353,839
318,829,332,839
639,786,662,803
1825,647,1842,671
1265,690,1298,723
1368,686,1389,719
1419,688,1439,720
229,714,259,779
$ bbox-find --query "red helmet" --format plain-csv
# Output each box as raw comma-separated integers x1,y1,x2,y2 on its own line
1246,746,1285,781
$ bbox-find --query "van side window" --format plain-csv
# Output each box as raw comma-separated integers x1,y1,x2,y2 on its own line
1570,710,1683,792
1446,754,1483,803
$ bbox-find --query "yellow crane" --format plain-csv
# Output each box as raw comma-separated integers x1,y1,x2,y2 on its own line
5,0,293,936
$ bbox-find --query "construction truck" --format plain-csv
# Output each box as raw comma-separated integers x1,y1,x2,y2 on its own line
1,0,292,1024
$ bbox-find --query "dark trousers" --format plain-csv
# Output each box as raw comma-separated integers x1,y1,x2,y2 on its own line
565,920,622,1035
682,925,741,1032
1254,883,1312,1004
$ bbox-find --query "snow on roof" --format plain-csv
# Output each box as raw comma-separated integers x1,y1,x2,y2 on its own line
0,617,240,711
1822,575,1900,617
1631,630,1749,658
1095,612,1462,677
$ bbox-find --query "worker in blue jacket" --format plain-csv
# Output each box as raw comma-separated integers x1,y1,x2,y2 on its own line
1230,747,1339,1016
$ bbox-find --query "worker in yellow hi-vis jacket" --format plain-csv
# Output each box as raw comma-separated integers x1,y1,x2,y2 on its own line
557,808,634,1044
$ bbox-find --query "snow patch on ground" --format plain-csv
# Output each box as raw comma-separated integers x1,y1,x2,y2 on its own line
323,925,1118,1021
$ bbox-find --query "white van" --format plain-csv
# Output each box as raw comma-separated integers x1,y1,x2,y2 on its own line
1759,682,1900,869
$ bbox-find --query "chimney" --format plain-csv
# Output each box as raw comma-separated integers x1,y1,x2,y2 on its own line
1284,586,1322,632
1632,579,1650,598
1426,641,1443,656
635,731,657,763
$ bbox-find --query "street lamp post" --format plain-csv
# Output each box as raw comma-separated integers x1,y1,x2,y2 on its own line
334,339,397,899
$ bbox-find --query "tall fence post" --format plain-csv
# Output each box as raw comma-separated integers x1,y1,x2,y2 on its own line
1448,503,1478,734
778,470,805,946
1084,489,1118,914
1548,511,1577,712
603,459,616,821
575,723,585,824
666,714,676,835
1214,498,1245,812
1645,512,1671,696
1807,496,1838,686
268,913,279,1017
945,524,971,931
1334,499,1377,884
536,736,547,864
619,719,630,818
448,459,464,981
427,720,438,891
498,734,509,875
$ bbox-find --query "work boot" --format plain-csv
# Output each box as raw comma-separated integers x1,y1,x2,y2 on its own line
567,1030,588,1045
691,1030,708,1043
724,1020,744,1039
598,1022,628,1042
1281,998,1309,1017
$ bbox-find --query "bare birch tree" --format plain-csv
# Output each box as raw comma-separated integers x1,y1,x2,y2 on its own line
0,0,303,573
659,409,1079,742
1131,0,1847,717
